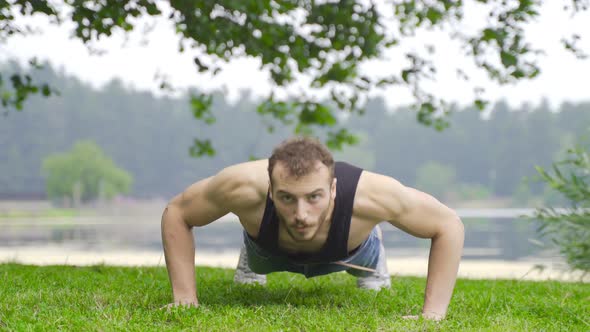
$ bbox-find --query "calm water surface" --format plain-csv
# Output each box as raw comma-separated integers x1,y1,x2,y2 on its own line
0,209,552,260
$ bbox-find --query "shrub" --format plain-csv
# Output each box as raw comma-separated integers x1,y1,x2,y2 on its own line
42,140,132,205
534,145,590,272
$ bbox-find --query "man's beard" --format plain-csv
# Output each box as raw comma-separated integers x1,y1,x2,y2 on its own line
279,200,332,242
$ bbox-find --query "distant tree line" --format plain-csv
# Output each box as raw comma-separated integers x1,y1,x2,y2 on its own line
1,61,589,206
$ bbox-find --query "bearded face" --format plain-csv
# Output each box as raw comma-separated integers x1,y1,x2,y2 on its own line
270,161,337,242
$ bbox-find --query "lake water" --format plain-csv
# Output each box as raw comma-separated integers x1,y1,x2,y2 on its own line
0,209,555,261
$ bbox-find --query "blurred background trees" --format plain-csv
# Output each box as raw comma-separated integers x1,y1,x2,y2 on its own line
1,61,588,208
42,140,132,206
1,1,588,271
1,1,588,151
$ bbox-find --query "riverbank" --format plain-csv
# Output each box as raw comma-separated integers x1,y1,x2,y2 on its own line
1,246,586,282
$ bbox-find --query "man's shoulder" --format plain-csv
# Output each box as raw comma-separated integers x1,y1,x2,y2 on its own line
356,169,402,198
209,159,269,208
218,159,269,184
352,169,406,222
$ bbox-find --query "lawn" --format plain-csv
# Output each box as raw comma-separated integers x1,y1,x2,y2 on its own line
0,264,588,331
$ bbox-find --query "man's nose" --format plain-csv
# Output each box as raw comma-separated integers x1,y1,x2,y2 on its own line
294,200,308,220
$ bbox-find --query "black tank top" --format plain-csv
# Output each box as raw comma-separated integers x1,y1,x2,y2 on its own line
249,161,363,263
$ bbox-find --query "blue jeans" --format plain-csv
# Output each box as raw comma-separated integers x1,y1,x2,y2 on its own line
243,226,386,278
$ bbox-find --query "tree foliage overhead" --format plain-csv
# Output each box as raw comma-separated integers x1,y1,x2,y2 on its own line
1,0,589,152
2,61,590,200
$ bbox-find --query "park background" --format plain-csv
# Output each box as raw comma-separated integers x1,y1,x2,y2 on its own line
2,0,590,286
2,2,590,330
1,59,588,281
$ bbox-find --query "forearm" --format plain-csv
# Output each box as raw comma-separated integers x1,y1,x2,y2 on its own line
161,206,198,304
423,217,464,318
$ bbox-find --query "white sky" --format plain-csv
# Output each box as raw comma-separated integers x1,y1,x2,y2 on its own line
1,1,589,110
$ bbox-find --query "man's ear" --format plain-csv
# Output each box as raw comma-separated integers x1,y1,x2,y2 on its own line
268,180,273,200
331,178,337,199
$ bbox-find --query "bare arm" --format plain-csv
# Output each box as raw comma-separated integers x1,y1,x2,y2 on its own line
361,173,464,320
161,175,232,306
161,204,197,306
401,188,464,320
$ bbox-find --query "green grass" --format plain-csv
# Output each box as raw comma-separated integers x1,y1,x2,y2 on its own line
0,264,588,331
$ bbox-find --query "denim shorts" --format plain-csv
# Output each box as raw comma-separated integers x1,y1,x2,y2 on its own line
243,226,384,278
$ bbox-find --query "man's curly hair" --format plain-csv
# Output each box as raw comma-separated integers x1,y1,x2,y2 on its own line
268,136,335,183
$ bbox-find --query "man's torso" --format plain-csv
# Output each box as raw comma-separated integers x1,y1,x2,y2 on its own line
231,160,384,256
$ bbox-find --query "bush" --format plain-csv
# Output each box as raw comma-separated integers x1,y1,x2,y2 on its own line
415,161,456,200
42,140,132,205
456,183,492,201
533,145,590,272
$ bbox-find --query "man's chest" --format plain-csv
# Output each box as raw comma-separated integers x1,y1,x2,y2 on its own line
240,210,377,255
277,216,377,254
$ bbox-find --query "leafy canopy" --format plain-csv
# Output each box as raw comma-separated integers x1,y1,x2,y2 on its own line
1,0,589,153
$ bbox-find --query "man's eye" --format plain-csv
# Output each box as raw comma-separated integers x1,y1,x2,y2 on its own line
282,196,293,202
309,194,320,201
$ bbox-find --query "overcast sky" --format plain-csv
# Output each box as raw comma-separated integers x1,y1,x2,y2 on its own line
1,1,589,109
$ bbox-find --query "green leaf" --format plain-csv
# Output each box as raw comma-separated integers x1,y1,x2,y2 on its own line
42,84,51,97
326,128,358,150
500,51,517,68
401,69,412,83
189,139,215,157
474,99,489,111
482,28,497,42
425,8,442,24
190,93,215,124
194,57,209,72
298,103,337,126
256,99,296,125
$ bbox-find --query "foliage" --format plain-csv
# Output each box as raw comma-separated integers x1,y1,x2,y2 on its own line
2,63,590,200
455,183,492,201
41,140,132,204
1,1,589,153
333,132,375,170
415,163,493,202
534,144,590,271
415,161,456,200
